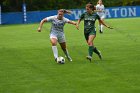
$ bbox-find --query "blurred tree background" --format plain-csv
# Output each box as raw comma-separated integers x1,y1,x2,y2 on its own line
0,0,140,12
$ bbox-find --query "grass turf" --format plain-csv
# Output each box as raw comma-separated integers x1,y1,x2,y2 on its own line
0,18,140,93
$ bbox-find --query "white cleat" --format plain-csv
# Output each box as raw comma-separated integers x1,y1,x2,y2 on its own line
98,51,102,60
86,56,92,62
67,56,72,62
65,55,72,62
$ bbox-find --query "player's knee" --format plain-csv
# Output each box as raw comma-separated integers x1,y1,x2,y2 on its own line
87,41,93,46
51,42,57,46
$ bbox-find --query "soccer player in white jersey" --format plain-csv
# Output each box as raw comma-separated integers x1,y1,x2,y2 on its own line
96,0,106,33
37,9,77,62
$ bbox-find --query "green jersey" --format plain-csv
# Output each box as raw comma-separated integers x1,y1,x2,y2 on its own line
80,12,100,33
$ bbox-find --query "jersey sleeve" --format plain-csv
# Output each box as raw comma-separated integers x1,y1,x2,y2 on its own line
79,13,85,20
45,16,55,22
63,17,70,23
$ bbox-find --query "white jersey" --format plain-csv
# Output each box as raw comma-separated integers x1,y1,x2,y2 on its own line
45,15,70,32
96,4,105,16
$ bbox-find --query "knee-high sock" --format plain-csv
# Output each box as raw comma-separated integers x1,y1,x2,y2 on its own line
52,46,58,59
93,47,100,55
99,25,101,30
101,25,104,31
88,46,94,57
63,49,70,57
99,24,103,32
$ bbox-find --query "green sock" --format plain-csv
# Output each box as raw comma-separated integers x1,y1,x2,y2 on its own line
93,47,100,55
88,46,94,57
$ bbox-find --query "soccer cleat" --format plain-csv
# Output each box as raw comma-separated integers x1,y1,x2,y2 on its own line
67,56,72,62
86,56,92,62
98,51,102,60
99,30,103,33
65,55,72,62
55,58,57,62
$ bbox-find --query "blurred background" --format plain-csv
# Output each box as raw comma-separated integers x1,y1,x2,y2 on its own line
1,0,140,12
0,0,140,24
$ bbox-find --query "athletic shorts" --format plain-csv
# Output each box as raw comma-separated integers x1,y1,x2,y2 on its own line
84,28,96,40
98,14,106,19
50,31,66,43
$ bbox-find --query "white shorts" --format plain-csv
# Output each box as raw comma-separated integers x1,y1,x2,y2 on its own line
98,14,106,19
50,31,66,43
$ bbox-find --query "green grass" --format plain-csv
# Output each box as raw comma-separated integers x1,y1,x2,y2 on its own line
0,18,140,93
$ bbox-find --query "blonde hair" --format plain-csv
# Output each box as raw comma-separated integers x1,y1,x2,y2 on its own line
97,0,103,5
58,9,72,14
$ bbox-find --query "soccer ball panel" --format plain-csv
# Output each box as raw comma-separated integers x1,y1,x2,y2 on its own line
57,56,65,64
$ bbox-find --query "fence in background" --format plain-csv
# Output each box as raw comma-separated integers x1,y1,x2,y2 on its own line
1,6,140,24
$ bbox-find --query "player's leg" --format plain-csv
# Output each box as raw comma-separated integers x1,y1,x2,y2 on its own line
100,18,104,33
99,15,105,33
86,34,96,61
99,20,103,33
89,33,102,59
100,15,105,33
86,35,102,60
58,33,72,61
93,47,102,59
85,30,102,61
50,34,58,61
59,42,72,61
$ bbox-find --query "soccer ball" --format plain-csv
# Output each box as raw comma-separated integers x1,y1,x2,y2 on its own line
57,56,65,64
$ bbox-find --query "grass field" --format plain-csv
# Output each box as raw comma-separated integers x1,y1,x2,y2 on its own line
0,18,140,93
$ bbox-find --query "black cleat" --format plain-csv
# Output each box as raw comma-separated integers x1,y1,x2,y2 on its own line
55,58,57,62
99,30,103,33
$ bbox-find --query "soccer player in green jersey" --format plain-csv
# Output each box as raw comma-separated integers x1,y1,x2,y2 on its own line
76,3,113,61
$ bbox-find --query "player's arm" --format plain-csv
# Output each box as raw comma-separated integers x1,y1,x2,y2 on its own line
97,14,113,29
38,18,47,32
76,19,81,30
68,21,77,25
68,21,79,30
76,13,85,30
99,19,113,29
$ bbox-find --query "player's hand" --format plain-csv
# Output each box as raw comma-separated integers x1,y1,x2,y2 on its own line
37,27,41,32
76,24,79,30
108,26,113,29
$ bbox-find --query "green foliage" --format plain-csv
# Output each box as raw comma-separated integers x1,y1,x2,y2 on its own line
1,0,140,12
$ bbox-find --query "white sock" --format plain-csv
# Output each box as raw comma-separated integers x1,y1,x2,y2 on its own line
52,46,58,59
99,25,101,31
101,25,104,32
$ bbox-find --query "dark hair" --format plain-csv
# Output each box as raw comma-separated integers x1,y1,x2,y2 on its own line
86,2,95,11
58,9,72,14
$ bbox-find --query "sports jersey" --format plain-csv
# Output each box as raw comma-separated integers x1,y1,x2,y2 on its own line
46,15,70,32
80,12,100,33
96,4,105,16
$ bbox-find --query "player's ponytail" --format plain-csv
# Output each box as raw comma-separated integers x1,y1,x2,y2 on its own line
97,1,99,5
58,9,72,14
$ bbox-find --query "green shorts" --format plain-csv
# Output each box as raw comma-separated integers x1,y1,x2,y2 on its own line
84,28,96,40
